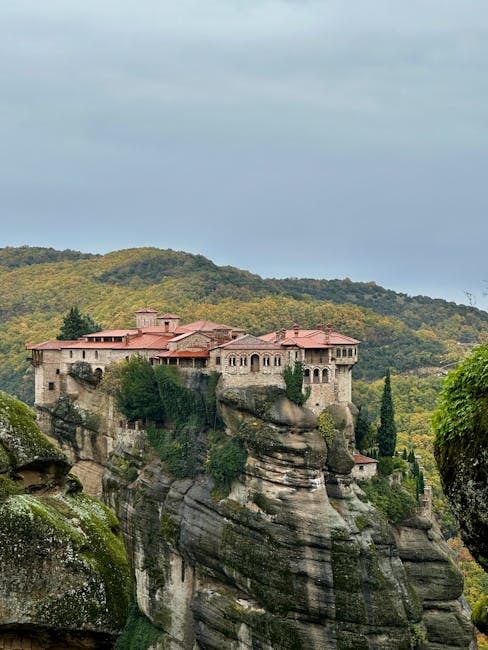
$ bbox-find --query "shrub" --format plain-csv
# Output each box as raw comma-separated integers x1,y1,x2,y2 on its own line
69,361,98,386
206,430,247,488
359,476,417,524
283,361,311,406
118,356,163,423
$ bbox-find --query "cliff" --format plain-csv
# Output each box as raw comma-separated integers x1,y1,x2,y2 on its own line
0,391,130,649
104,385,476,649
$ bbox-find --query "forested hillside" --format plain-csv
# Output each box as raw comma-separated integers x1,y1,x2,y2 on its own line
2,245,488,402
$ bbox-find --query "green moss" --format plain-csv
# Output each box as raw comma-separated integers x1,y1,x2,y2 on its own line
471,594,488,634
2,492,130,630
160,511,178,544
0,391,66,464
355,515,369,531
221,516,296,615
409,623,428,649
115,600,167,650
236,418,281,455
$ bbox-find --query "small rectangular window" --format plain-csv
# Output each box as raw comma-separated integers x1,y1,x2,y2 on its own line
348,348,353,357
82,351,86,359
336,349,341,358
48,382,55,391
216,356,221,365
56,369,60,375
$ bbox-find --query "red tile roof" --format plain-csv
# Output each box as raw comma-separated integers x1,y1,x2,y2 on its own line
260,328,360,348
218,334,282,350
159,313,180,319
157,349,209,358
176,319,245,334
353,453,377,465
26,340,72,350
135,308,157,313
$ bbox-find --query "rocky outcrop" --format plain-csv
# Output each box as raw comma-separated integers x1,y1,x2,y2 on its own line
104,385,476,649
37,378,121,495
0,391,130,649
433,344,488,636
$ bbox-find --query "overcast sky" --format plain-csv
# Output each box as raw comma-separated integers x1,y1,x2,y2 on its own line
1,1,487,308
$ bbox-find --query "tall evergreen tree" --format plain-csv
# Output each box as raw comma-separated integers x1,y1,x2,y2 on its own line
57,306,101,340
355,407,374,453
377,369,397,457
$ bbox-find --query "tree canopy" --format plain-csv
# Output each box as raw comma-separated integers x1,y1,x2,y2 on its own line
57,306,101,341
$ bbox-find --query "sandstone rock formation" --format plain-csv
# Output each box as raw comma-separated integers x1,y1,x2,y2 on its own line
0,391,130,649
105,385,476,649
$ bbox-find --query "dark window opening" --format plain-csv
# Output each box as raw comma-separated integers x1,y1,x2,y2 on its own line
48,382,55,391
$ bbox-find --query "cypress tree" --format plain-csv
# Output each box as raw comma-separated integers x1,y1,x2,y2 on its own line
355,407,373,452
377,369,397,457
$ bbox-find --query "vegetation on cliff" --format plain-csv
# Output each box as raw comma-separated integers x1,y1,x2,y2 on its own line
432,343,488,637
112,358,248,489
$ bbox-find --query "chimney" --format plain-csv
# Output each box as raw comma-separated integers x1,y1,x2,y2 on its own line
276,328,286,342
325,323,332,343
293,323,299,337
317,323,323,331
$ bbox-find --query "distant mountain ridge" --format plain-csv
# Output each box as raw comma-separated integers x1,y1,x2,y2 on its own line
1,245,487,401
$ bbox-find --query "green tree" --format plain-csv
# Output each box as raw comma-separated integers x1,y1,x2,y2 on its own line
355,407,374,452
283,361,311,406
377,369,397,457
118,356,163,423
57,306,101,340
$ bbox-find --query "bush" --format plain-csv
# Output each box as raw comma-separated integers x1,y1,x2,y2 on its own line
377,456,408,477
283,361,311,406
206,430,247,488
146,415,206,479
69,361,98,386
359,477,417,524
118,356,163,423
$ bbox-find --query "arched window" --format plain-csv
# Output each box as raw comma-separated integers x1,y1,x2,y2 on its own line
263,356,270,367
240,356,247,366
228,355,236,367
304,368,311,384
274,355,282,367
251,354,260,373
313,368,320,384
95,350,99,360
322,368,329,383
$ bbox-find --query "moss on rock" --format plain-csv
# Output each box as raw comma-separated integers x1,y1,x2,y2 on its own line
0,391,67,469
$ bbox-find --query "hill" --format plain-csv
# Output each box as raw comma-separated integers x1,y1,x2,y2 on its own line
2,245,488,402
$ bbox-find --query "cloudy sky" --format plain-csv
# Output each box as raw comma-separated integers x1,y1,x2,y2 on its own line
1,1,487,307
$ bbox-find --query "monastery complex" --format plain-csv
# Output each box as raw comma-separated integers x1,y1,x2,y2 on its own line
27,308,360,415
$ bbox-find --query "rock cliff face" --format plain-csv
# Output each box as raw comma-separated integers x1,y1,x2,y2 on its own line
0,391,130,649
104,385,476,649
37,378,120,495
433,344,488,634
